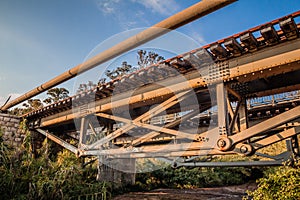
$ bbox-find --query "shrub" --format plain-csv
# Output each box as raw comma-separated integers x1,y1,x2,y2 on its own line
135,165,255,190
246,160,300,200
0,129,111,200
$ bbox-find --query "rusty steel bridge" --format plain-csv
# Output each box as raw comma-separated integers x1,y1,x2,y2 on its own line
1,1,300,172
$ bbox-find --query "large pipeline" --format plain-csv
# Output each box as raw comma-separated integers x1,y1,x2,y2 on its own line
1,0,236,111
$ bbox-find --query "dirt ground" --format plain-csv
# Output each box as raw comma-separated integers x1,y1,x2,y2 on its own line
113,182,257,200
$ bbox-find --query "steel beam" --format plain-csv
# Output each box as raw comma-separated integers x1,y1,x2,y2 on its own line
228,40,300,83
216,83,229,136
129,108,205,146
87,91,190,149
79,118,88,147
36,129,78,154
226,86,241,101
228,98,240,133
238,98,248,131
81,139,220,157
252,127,300,150
230,105,300,144
39,72,204,127
174,160,286,167
254,152,289,160
97,112,197,140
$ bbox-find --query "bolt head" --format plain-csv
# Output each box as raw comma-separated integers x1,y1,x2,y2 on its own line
218,139,226,148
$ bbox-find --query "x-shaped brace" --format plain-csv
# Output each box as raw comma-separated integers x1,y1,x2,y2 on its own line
86,90,195,149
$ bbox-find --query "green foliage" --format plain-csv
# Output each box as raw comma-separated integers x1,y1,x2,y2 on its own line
9,88,70,115
103,50,165,81
43,87,70,105
135,165,254,190
77,81,98,93
22,99,44,110
0,128,111,200
9,99,44,115
137,50,164,68
105,61,134,80
0,127,10,167
246,161,300,200
9,107,29,116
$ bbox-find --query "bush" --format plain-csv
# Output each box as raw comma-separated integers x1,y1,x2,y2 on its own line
247,161,300,200
135,165,255,190
0,128,111,200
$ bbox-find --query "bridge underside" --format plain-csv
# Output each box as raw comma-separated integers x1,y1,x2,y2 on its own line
25,12,300,169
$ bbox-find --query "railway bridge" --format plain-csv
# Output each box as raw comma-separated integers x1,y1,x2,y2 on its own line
1,1,300,183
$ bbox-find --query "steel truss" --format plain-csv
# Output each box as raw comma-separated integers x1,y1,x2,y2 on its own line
34,82,300,167
28,11,300,168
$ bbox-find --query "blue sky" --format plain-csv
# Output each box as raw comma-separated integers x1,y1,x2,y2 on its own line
0,0,299,106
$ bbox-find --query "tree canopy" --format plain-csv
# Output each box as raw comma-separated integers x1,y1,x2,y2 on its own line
137,50,164,68
43,87,69,104
104,50,164,81
22,99,43,110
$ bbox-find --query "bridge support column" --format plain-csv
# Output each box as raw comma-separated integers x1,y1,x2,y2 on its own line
97,156,136,186
79,118,88,148
216,83,229,136
238,98,248,131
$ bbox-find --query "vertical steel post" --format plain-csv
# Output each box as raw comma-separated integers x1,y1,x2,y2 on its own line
216,83,229,136
79,117,88,148
238,98,248,131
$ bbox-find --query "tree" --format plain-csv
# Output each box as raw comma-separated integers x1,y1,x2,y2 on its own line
137,50,164,68
105,61,134,80
77,81,97,93
98,78,106,85
103,50,164,80
9,107,27,116
43,87,69,104
22,99,43,110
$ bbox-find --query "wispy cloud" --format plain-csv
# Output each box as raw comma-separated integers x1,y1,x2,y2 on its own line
96,0,120,14
96,0,138,30
132,0,180,15
95,0,180,30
